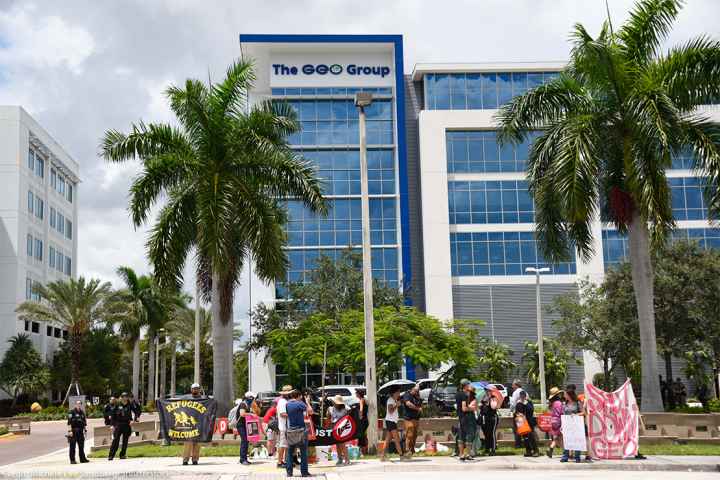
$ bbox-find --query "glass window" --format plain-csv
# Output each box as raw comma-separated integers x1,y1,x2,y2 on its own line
56,252,64,272
58,176,65,195
451,231,576,276
66,219,72,239
50,207,56,228
50,168,57,189
35,155,44,178
31,321,39,334
34,238,43,261
27,149,34,171
446,131,535,173
49,246,55,268
58,213,65,235
67,184,73,203
54,327,61,338
25,277,32,300
65,256,71,275
26,234,33,257
47,325,52,336
35,197,43,220
27,191,34,214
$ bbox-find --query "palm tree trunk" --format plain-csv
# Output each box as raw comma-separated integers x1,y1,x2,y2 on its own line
211,269,234,414
70,332,82,390
627,213,664,412
160,348,167,398
132,338,140,399
170,341,177,397
147,331,156,404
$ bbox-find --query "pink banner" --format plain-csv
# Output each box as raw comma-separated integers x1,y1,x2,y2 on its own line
584,379,639,459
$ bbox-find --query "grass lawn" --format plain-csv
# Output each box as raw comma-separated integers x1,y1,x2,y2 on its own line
90,442,720,458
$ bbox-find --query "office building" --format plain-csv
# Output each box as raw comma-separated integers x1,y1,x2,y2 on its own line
239,35,720,392
0,106,79,376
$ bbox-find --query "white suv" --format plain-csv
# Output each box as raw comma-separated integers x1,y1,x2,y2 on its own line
316,385,364,407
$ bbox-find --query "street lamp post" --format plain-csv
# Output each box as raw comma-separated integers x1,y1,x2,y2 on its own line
526,267,550,407
141,351,147,405
354,91,378,453
155,328,165,400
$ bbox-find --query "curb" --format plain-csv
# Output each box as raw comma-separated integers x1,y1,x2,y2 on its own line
355,461,720,473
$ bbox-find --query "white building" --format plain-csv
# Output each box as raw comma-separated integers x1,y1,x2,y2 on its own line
0,106,79,370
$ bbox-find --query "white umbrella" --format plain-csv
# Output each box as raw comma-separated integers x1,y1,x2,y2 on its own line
378,379,416,395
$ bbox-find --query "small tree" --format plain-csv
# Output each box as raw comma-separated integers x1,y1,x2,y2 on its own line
522,337,578,395
550,280,639,390
476,341,517,383
0,334,50,407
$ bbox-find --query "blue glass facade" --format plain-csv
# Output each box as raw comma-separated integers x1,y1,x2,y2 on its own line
273,89,400,296
446,131,539,173
448,180,534,224
450,232,577,277
425,72,560,110
602,228,720,267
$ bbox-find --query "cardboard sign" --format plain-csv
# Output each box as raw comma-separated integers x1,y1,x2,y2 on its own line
244,414,263,443
561,414,587,451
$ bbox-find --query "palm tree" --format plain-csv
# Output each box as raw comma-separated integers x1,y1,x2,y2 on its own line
16,277,120,398
497,0,720,411
101,60,326,412
114,266,158,399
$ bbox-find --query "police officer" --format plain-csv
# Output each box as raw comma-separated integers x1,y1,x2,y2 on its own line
67,400,89,464
128,393,141,421
103,396,116,426
108,392,134,460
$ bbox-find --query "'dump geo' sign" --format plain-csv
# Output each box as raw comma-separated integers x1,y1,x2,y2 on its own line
156,397,218,443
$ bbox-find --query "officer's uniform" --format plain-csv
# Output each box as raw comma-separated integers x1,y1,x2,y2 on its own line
103,402,115,426
108,402,133,460
130,400,142,421
67,408,89,464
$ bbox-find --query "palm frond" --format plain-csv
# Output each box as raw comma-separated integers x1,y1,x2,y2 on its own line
618,0,682,65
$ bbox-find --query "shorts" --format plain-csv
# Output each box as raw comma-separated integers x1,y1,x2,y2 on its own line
385,420,398,432
277,430,288,448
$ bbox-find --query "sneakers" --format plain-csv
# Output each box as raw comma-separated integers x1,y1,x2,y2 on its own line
546,448,554,458
335,459,343,466
182,461,188,466
239,460,251,465
70,461,77,465
80,459,90,463
192,460,198,465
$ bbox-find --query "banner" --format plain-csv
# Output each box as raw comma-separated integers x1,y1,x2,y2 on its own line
157,397,218,443
561,415,587,451
584,379,639,459
308,414,358,446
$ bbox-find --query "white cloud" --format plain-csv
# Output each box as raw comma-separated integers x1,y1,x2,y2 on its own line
0,3,95,74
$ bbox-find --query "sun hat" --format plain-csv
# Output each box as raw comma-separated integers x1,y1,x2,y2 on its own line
548,387,564,399
280,385,294,394
332,394,346,406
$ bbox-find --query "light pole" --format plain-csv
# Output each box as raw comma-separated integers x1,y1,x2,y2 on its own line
194,279,201,385
354,91,378,453
141,351,147,405
526,267,550,407
155,328,165,400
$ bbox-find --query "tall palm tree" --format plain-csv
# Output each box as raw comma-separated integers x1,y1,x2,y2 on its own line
114,266,158,399
101,60,326,412
497,0,720,411
16,277,120,397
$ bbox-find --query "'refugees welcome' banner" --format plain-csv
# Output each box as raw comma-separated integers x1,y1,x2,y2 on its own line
157,397,218,442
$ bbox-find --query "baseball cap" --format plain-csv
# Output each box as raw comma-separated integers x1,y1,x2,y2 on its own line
460,378,471,386
191,383,201,389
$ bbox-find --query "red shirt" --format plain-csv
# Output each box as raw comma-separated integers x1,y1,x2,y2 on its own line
263,405,277,424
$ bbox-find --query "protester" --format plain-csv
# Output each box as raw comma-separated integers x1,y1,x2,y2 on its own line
659,375,669,409
329,395,350,466
459,385,478,461
263,401,279,456
546,387,564,458
514,391,539,457
401,385,423,459
560,388,586,463
479,390,499,455
355,389,369,454
509,379,525,448
455,379,470,459
181,383,204,466
285,389,313,478
228,392,255,466
67,400,89,464
379,389,404,461
276,385,293,469
103,396,116,426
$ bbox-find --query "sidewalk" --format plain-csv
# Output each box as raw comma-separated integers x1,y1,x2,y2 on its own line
0,450,718,479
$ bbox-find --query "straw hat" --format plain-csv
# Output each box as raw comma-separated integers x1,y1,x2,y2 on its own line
332,394,346,406
280,385,294,395
548,387,564,399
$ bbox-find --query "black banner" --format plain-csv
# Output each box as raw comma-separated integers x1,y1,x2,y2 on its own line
156,397,217,443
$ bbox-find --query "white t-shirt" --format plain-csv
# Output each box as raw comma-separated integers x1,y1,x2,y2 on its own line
277,397,288,432
385,398,399,422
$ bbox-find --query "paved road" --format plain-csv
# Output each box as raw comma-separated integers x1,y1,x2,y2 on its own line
336,473,718,480
0,417,106,466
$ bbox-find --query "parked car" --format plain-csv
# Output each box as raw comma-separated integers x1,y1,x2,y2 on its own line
314,385,364,407
432,385,458,414
256,391,278,415
416,378,436,404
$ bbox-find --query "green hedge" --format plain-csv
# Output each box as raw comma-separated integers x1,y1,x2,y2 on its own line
0,426,8,436
13,405,104,421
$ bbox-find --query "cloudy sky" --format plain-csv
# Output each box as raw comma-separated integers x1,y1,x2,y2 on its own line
1,0,718,334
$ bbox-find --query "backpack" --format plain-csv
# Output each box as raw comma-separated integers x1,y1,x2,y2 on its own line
286,427,305,447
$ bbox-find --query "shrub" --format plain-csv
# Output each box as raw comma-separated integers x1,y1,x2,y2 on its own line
0,426,8,436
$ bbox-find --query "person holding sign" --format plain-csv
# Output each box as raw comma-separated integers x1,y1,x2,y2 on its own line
546,387,564,458
560,388,587,463
182,383,204,465
228,393,254,466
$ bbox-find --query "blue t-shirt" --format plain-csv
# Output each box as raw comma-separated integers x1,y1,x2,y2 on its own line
286,400,307,429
